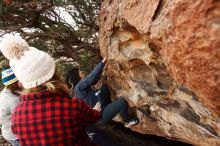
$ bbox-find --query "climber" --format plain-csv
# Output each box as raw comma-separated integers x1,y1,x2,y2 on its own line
65,57,139,127
0,34,101,146
0,67,20,146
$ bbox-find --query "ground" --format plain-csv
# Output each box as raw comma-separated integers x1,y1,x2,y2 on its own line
92,122,193,146
0,122,192,146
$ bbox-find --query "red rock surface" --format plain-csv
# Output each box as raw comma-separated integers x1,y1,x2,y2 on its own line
99,0,220,145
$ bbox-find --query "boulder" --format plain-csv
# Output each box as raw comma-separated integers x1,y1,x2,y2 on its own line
99,0,220,145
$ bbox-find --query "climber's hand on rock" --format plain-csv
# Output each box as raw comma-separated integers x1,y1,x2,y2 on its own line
93,102,101,112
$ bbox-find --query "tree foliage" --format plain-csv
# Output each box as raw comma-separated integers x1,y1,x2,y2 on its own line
0,0,102,71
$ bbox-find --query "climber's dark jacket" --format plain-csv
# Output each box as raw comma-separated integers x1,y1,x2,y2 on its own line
72,61,105,107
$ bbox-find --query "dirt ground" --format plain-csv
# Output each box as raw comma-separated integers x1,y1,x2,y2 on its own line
0,122,192,146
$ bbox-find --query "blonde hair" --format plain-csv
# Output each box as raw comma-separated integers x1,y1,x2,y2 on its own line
21,73,71,96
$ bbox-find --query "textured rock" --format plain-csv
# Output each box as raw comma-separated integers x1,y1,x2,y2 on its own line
99,0,220,145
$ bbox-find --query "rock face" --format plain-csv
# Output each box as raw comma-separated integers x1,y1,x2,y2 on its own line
99,0,220,145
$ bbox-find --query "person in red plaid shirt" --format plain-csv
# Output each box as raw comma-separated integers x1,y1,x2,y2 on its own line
0,34,101,146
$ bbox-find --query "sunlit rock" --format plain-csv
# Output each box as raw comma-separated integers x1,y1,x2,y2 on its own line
99,0,220,145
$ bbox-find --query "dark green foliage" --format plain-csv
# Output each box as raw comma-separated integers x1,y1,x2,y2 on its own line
79,49,91,74
0,0,101,72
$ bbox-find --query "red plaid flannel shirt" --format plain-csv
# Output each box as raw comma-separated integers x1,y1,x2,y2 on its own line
11,91,100,146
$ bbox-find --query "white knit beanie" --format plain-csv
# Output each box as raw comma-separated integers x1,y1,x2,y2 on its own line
0,35,55,89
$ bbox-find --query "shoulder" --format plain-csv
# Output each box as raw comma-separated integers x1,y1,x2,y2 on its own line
5,92,20,102
75,80,88,91
0,92,20,111
74,81,81,90
0,89,18,100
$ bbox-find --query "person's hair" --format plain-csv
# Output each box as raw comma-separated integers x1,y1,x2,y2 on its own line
22,72,70,96
65,67,81,88
6,82,20,96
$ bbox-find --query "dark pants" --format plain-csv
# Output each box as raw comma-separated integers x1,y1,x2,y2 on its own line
98,85,129,124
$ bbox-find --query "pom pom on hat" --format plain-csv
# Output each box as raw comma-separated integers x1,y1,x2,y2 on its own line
0,35,29,60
